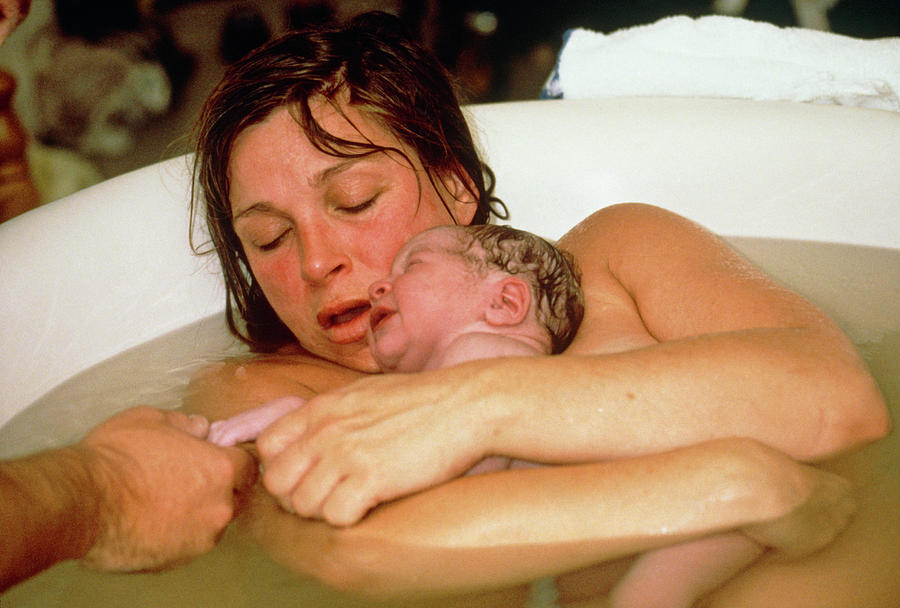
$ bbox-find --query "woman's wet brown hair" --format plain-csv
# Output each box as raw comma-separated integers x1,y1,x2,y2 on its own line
191,11,506,352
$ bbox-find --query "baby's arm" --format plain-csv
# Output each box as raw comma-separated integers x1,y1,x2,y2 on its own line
208,395,307,447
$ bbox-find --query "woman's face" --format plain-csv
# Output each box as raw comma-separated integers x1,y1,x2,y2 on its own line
228,102,476,371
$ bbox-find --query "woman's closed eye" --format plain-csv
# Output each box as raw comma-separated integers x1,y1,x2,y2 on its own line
234,213,293,253
240,223,289,252
337,196,377,215
258,230,289,251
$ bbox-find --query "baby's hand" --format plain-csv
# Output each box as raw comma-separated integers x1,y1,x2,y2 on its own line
208,396,307,447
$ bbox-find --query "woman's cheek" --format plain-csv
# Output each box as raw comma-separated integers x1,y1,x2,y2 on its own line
252,253,303,310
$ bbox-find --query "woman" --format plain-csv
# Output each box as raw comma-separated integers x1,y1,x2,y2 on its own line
186,12,888,606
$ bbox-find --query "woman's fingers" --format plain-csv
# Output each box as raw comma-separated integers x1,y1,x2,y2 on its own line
287,455,346,519
261,438,316,510
260,426,377,524
321,475,382,527
257,404,310,461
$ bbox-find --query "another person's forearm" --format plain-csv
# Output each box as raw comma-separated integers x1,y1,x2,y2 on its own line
476,329,886,464
2,407,256,592
0,447,101,591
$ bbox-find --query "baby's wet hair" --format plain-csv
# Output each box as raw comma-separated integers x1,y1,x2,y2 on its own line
452,225,584,353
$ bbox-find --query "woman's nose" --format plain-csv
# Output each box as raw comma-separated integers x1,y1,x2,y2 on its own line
299,231,349,284
369,278,391,301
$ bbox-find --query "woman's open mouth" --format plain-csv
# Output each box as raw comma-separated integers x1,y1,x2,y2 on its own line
318,301,371,344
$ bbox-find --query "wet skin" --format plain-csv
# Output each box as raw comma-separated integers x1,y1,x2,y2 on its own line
228,104,477,373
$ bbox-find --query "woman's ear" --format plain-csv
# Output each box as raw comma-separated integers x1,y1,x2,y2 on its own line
485,277,531,326
436,168,478,225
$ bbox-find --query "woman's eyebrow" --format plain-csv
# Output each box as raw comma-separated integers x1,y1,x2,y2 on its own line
309,154,381,188
233,155,387,220
232,202,287,222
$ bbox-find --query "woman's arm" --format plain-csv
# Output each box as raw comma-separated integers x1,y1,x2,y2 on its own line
256,203,887,525
240,437,854,597
552,202,888,460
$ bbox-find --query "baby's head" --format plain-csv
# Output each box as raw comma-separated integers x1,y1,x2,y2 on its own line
367,225,583,371
451,225,584,354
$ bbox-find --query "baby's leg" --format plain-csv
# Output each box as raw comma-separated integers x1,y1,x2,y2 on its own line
609,459,856,607
208,395,307,447
609,532,763,608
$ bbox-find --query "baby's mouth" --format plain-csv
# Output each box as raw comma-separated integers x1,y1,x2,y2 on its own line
369,306,394,332
318,302,371,329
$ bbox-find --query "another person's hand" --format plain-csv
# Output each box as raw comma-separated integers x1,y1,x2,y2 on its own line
257,367,490,526
79,406,257,571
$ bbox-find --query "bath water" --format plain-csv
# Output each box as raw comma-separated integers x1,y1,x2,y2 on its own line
1,238,897,607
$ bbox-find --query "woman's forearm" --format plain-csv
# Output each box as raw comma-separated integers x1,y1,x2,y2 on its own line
253,322,884,528
480,327,887,464
243,437,842,597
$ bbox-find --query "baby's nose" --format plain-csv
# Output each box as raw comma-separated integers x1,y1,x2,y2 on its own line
368,279,391,301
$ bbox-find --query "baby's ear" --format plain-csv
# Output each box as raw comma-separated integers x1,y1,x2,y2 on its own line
485,277,531,326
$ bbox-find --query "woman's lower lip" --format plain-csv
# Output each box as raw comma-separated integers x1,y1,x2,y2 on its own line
327,309,371,345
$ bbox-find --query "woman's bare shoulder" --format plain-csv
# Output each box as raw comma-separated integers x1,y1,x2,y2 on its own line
558,202,819,342
556,202,716,306
557,204,664,354
558,202,717,263
182,352,366,419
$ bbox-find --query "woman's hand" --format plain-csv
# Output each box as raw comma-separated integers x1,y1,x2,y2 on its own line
742,461,856,558
257,367,493,526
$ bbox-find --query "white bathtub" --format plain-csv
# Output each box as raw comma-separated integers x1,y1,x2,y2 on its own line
1,97,898,605
2,96,897,427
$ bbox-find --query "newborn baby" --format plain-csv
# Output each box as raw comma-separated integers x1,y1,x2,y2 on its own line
208,224,582,447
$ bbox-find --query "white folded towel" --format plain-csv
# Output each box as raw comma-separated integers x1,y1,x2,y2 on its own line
543,15,900,111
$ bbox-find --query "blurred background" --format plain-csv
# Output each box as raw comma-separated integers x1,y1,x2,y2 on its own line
0,0,897,221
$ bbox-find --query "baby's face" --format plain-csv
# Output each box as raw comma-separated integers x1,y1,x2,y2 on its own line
366,227,483,372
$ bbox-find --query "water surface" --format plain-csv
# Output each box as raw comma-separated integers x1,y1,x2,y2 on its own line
2,238,897,607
